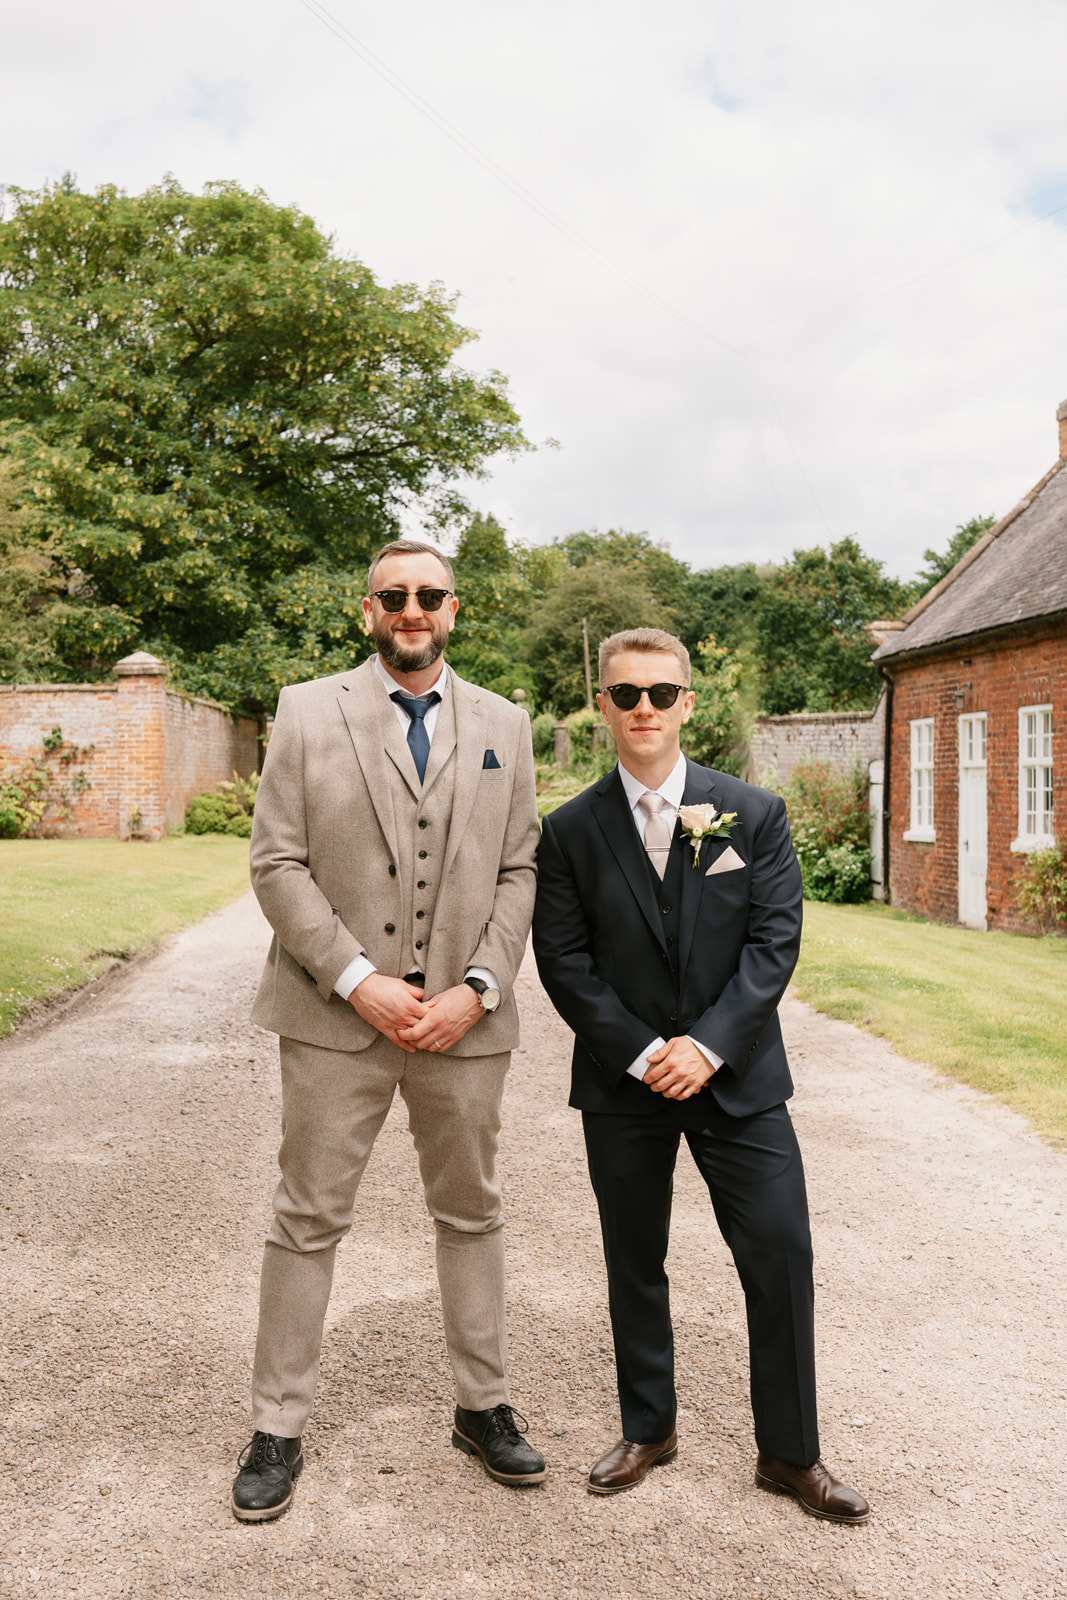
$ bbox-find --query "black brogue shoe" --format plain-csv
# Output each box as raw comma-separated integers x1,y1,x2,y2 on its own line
452,1404,547,1485
231,1431,304,1522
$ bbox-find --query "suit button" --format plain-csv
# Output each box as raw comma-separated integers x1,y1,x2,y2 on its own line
418,849,428,859
384,923,395,934
666,935,674,946
416,909,425,920
418,819,429,829
415,939,423,950
388,864,397,877
669,1010,678,1021
417,880,426,890
661,904,672,915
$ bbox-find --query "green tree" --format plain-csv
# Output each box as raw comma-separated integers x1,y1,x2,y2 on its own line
552,528,694,632
916,515,996,591
0,455,65,681
446,512,538,702
680,562,770,654
0,176,529,710
522,562,667,714
680,636,747,774
757,538,911,715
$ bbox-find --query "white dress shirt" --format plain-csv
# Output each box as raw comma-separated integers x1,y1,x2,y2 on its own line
616,755,723,1084
333,656,496,1004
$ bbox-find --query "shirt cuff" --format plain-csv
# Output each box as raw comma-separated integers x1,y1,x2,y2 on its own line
689,1037,724,1072
465,967,499,991
627,1037,665,1081
627,1036,723,1081
334,954,376,1000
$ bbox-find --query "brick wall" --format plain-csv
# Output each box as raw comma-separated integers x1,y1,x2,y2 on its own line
885,622,1066,932
0,653,258,840
163,691,260,833
750,696,886,784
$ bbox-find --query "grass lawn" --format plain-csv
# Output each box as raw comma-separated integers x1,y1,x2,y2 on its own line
0,836,252,1035
795,901,1067,1144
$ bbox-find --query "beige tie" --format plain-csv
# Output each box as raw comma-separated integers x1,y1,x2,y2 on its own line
638,792,673,879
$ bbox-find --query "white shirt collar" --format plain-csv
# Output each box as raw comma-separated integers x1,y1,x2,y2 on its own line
374,654,449,700
617,750,688,815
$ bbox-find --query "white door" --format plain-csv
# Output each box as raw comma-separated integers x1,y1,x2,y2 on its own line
958,715,987,929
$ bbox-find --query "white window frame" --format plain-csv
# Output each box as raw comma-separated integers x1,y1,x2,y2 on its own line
904,717,936,842
1012,704,1054,852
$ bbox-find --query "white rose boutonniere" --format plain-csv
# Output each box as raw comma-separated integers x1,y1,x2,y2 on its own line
676,802,740,869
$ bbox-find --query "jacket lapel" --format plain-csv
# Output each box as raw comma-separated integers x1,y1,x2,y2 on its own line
336,661,402,864
442,672,486,879
590,770,669,954
677,760,722,981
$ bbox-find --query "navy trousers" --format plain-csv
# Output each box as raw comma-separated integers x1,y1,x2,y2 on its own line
582,1102,819,1466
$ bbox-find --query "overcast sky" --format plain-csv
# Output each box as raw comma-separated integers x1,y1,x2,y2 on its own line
5,0,1067,579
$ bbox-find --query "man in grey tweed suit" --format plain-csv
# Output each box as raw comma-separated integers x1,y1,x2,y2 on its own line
231,539,545,1521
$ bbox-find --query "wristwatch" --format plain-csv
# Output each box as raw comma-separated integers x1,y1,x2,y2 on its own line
464,975,502,1012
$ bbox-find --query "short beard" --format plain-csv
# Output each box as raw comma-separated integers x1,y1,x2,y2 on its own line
374,620,446,676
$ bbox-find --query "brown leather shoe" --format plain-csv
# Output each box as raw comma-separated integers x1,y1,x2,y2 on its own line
755,1453,870,1524
587,1433,678,1495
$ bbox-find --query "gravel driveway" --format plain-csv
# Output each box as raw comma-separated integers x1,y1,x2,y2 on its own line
2,890,1066,1600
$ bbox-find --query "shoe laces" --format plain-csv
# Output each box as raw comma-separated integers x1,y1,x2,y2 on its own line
484,1405,530,1442
238,1432,286,1471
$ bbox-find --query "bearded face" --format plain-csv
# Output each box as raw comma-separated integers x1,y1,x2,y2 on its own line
362,552,458,678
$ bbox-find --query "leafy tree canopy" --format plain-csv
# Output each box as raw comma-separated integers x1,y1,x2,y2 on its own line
680,636,747,775
521,561,667,714
916,514,996,592
0,454,66,682
0,175,529,710
756,537,913,715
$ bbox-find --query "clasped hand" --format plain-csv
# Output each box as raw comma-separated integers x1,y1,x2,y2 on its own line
347,973,482,1054
641,1036,715,1100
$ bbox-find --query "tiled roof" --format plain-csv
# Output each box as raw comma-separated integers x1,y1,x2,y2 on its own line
873,459,1067,660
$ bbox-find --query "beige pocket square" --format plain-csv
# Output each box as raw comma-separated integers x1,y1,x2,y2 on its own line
706,844,746,876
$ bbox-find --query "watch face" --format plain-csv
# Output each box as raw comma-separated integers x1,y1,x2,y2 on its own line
481,987,502,1012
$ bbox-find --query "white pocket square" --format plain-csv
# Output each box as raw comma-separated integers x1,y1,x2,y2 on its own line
706,844,746,876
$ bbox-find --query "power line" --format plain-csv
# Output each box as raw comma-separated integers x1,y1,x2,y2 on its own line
297,0,747,360
295,0,834,536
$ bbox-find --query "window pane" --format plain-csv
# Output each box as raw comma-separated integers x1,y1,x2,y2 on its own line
1026,769,1037,835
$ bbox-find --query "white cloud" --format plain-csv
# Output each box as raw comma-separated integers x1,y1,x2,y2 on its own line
4,0,1067,579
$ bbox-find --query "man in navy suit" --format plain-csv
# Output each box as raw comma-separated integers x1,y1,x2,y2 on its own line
532,628,868,1522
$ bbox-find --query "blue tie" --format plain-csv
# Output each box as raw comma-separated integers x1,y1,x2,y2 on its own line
391,691,440,783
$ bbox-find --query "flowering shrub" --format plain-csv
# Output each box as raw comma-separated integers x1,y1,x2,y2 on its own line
1015,843,1067,935
771,758,872,904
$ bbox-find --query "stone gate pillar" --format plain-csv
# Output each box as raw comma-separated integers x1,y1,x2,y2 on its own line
114,652,169,841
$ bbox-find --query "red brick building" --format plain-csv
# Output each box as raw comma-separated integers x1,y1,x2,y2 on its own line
872,402,1067,932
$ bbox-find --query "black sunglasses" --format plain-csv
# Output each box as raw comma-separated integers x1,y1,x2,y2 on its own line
372,588,454,613
603,682,688,711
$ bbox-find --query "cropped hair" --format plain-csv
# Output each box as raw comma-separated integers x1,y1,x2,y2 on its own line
598,628,691,688
367,539,454,593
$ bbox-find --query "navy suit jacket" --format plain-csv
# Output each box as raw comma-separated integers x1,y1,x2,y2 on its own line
532,760,803,1123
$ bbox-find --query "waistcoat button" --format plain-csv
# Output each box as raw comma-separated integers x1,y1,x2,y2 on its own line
416,909,425,920
418,850,428,859
388,864,397,877
384,923,395,934
418,819,429,829
415,939,423,950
